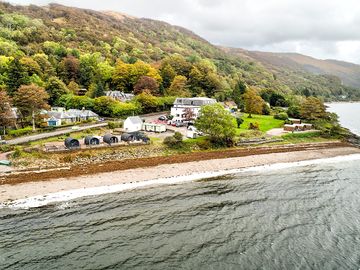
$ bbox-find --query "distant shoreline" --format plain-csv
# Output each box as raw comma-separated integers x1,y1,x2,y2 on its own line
1,143,359,206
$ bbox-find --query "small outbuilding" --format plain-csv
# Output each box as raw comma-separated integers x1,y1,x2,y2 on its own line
124,116,143,132
121,133,135,142
103,134,119,145
142,123,166,133
64,137,80,149
84,136,100,146
121,132,150,143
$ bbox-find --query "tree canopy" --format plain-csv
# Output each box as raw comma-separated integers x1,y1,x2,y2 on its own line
195,103,237,145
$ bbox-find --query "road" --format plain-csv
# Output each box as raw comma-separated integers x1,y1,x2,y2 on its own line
7,123,108,145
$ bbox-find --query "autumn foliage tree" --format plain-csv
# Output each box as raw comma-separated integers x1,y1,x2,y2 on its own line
133,76,159,95
243,88,265,117
300,97,327,120
166,75,190,97
13,84,50,131
0,88,15,133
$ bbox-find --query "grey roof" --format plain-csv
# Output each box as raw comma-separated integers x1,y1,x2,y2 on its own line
125,116,143,125
67,109,99,118
106,91,134,101
47,111,75,120
173,97,216,107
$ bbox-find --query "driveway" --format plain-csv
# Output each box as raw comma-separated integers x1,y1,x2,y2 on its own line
6,123,108,145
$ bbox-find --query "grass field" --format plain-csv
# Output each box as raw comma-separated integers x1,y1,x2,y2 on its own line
236,114,285,135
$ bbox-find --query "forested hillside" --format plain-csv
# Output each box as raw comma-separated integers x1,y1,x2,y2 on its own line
223,48,360,100
0,1,359,119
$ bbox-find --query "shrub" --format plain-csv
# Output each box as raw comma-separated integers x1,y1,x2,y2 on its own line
108,121,123,129
236,117,243,128
163,132,183,149
287,105,301,118
11,146,24,158
196,139,213,150
249,122,259,130
8,127,33,137
274,112,288,120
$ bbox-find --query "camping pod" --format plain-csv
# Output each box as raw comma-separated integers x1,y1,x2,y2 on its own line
84,136,100,146
103,134,119,145
64,137,80,149
120,133,134,142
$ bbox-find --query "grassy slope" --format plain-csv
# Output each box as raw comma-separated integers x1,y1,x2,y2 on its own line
236,114,284,135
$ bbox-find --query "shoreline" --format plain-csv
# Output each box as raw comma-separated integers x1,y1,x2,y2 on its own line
0,141,350,185
1,146,360,207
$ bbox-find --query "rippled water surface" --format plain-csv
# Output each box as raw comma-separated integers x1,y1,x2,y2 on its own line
1,160,360,269
327,102,360,135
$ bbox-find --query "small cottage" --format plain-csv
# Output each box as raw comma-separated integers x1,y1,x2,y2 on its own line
124,116,143,132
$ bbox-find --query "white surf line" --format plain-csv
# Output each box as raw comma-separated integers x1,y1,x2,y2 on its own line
2,153,360,209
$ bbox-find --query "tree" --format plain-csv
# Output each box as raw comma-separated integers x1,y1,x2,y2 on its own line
134,76,159,95
13,84,50,131
6,58,30,95
67,80,80,95
134,90,159,113
160,63,176,89
58,56,80,84
45,76,69,105
243,88,265,117
232,80,246,108
166,75,190,97
0,89,15,133
300,97,326,120
113,60,161,92
236,117,243,128
183,107,196,121
195,103,237,145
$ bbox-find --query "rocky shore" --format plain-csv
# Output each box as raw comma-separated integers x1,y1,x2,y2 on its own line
1,142,359,204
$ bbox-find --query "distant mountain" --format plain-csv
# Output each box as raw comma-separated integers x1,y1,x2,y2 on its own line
223,48,360,98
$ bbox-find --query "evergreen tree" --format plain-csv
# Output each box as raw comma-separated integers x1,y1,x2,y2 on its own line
6,58,30,95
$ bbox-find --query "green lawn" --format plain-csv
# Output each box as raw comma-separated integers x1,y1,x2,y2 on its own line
236,114,284,135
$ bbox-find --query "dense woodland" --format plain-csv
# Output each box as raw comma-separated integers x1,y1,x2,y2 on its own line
0,2,359,126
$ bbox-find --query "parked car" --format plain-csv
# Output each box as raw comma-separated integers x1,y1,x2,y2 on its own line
158,115,167,121
175,122,185,127
0,140,6,145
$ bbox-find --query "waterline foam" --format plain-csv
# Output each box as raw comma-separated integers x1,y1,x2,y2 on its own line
2,154,360,209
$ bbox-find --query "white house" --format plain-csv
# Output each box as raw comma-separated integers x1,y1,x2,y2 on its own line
170,97,216,122
43,108,99,127
124,116,143,132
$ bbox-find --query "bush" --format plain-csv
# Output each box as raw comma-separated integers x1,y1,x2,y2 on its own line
108,121,123,129
163,132,183,149
196,139,213,150
8,127,33,137
11,146,24,158
249,122,260,130
287,105,301,118
274,112,288,120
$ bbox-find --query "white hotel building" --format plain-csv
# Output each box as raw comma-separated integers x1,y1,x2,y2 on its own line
170,97,216,121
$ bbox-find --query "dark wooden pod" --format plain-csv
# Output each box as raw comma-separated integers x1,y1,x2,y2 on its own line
103,134,119,145
64,137,80,149
120,133,134,142
84,136,100,145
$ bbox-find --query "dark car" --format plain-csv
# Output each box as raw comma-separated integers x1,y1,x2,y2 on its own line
158,115,167,121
